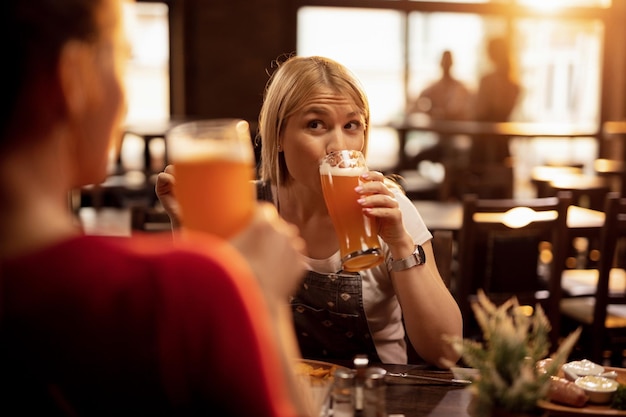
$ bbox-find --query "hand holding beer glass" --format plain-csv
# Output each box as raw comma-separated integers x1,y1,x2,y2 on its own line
319,150,384,272
165,119,256,238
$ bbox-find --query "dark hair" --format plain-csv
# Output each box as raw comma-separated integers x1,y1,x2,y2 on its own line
1,0,102,141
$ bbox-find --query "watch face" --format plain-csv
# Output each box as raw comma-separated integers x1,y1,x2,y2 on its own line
417,245,426,264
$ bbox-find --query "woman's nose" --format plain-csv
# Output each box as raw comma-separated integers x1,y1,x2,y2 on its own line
326,127,348,153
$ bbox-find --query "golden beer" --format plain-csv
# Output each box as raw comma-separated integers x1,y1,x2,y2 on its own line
175,155,255,238
320,151,383,271
167,119,255,238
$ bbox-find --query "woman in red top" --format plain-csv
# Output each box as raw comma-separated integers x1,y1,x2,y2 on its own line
0,1,308,416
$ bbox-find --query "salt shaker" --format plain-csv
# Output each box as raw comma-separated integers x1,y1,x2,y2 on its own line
363,367,387,417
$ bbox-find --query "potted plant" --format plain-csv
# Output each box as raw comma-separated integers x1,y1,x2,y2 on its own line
445,290,581,417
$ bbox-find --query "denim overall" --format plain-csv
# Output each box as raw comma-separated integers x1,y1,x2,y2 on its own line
256,181,380,362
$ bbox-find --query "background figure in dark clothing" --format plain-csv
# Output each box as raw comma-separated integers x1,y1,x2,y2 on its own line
472,36,520,165
407,50,472,166
409,50,472,122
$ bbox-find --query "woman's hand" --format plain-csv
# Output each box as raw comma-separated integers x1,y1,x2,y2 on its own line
355,171,411,248
155,165,181,227
229,202,307,300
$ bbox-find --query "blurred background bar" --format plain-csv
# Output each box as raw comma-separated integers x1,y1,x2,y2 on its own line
77,0,626,231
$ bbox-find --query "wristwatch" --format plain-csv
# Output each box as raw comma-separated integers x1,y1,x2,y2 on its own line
388,245,426,272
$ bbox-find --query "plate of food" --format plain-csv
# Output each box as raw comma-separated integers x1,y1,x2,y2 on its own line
538,364,626,416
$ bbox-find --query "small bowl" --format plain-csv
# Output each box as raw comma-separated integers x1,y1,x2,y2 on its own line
574,375,619,404
562,359,605,378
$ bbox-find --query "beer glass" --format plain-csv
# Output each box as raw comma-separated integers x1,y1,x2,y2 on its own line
166,119,256,238
319,150,384,272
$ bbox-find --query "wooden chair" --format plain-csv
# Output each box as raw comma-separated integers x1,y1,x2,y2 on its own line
559,192,626,365
431,230,454,289
456,192,571,347
446,162,515,200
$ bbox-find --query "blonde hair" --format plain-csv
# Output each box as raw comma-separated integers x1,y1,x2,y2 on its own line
257,55,370,185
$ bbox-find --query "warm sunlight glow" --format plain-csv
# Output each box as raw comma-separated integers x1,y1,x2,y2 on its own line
518,0,569,12
518,0,611,11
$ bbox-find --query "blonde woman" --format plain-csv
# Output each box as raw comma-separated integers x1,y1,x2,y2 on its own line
158,55,463,368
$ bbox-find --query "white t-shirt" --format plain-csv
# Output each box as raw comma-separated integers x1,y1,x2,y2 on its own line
305,188,432,363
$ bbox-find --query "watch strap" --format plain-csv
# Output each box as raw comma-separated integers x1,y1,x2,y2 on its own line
388,245,426,272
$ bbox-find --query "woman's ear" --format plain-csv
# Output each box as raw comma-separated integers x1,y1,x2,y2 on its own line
58,41,94,117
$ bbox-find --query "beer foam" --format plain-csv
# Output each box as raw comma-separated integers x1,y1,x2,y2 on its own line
172,140,253,162
319,162,366,176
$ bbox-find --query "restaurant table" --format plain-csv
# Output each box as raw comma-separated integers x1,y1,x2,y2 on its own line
324,360,626,417
378,363,473,417
324,361,475,417
78,206,132,237
388,117,599,172
412,200,605,239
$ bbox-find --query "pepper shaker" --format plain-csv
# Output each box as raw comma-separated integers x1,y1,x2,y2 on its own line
353,354,369,414
332,368,356,417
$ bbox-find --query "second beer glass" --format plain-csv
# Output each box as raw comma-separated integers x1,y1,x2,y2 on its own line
319,150,384,272
166,119,256,238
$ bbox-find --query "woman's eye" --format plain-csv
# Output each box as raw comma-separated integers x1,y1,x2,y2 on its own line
308,120,324,130
345,121,363,131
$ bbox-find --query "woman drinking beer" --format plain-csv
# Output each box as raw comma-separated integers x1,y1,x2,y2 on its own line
157,55,462,368
0,1,308,414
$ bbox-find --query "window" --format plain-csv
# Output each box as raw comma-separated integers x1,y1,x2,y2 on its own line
298,4,604,125
297,0,610,190
123,2,170,124
298,7,404,125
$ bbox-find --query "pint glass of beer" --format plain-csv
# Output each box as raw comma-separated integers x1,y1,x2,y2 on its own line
319,150,384,272
166,119,256,238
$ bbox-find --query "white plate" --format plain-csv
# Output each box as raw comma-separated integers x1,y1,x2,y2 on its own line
538,366,626,416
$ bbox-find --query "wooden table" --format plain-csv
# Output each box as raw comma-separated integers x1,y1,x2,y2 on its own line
388,117,599,171
329,360,626,417
78,207,132,237
379,363,473,417
326,361,475,417
412,200,605,238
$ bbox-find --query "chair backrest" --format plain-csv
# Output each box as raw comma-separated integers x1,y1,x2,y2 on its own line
446,163,515,200
431,230,454,289
589,192,626,346
456,192,571,345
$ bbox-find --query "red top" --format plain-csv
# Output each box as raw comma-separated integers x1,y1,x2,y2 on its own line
0,233,299,417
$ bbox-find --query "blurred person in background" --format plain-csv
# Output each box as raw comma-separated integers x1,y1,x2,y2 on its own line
471,36,520,166
0,0,309,416
408,50,472,123
157,55,463,368
406,50,473,199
